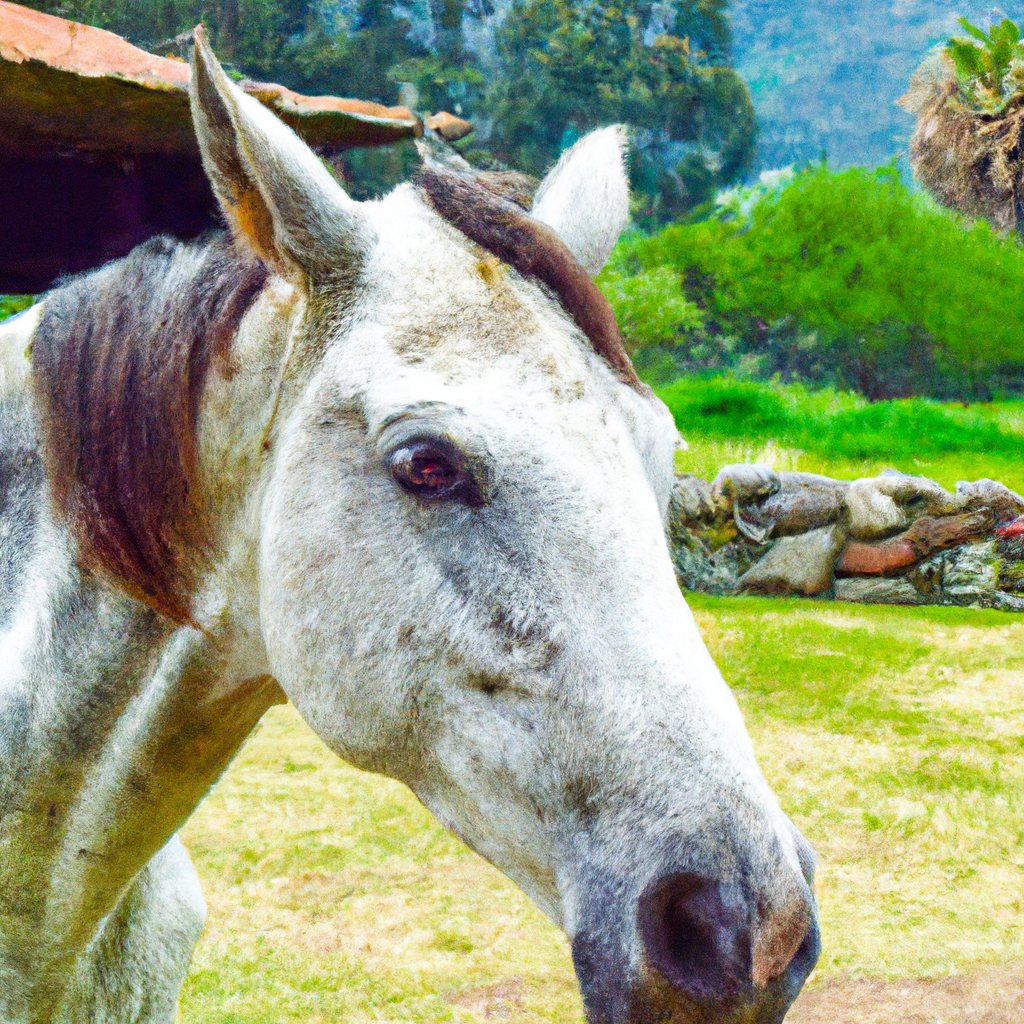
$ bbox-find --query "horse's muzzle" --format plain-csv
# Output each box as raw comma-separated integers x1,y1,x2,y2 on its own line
570,858,820,1024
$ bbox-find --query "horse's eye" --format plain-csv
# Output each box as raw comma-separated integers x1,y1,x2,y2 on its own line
389,441,484,507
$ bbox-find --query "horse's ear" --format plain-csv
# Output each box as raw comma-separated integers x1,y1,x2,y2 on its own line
190,26,369,284
530,126,630,276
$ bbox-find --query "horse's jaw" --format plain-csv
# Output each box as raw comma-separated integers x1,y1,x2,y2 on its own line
253,335,818,1023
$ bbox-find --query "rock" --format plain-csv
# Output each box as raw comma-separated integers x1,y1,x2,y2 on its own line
667,466,1024,610
905,511,992,551
668,474,720,534
907,550,946,598
837,512,991,576
834,577,928,605
836,538,917,575
845,478,908,540
733,503,774,544
426,111,474,142
672,530,764,595
942,541,1000,605
955,479,1024,523
996,517,1024,539
758,472,849,536
876,469,961,514
709,464,782,543
909,541,1023,609
845,472,960,540
995,533,1024,594
711,464,781,510
738,525,846,596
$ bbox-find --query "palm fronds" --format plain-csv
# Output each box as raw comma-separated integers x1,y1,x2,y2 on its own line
901,19,1024,238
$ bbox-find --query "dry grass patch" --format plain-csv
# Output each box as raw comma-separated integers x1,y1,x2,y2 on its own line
788,965,1024,1024
181,597,1024,1021
181,705,582,1023
691,596,1024,984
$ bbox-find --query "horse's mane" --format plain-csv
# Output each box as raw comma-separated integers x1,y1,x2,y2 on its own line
29,167,636,624
419,162,642,391
31,233,268,623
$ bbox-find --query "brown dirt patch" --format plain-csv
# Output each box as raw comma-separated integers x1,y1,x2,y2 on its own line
448,978,526,1019
789,965,1024,1024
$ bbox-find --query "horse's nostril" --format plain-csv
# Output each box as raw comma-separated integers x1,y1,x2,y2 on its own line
637,872,751,1003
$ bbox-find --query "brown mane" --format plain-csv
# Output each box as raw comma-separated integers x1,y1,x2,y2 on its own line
29,168,636,621
419,162,642,391
31,233,268,623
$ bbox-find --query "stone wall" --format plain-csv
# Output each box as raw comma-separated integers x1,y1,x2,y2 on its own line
669,466,1024,610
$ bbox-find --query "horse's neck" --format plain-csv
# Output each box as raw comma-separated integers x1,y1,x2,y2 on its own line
0,361,281,1012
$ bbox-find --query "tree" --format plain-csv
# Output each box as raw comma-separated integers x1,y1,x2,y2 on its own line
20,0,755,222
290,0,425,105
902,17,1024,239
480,0,755,223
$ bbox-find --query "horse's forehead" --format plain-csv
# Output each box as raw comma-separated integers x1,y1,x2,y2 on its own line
311,187,675,477
349,189,596,385
382,258,550,363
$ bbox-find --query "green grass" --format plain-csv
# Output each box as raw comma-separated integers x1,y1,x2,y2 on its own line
181,706,580,1024
659,375,1024,492
180,598,1024,1022
694,596,1024,981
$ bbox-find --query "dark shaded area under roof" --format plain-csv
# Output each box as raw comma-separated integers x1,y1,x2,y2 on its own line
0,0,472,292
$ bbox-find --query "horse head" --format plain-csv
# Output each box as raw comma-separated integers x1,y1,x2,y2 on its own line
41,30,820,1022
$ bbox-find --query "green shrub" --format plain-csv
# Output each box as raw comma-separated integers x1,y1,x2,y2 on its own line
601,164,1024,400
946,17,1024,114
657,375,1021,461
598,264,704,353
0,296,34,322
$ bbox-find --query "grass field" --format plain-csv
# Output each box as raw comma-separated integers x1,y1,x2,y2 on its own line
179,382,1024,1022
180,596,1024,1022
661,377,1024,494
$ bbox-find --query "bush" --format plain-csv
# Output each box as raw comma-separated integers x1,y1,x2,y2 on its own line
657,375,1021,461
601,164,1024,400
598,265,704,353
0,295,34,322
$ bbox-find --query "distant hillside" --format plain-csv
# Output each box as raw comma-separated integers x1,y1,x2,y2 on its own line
730,1,1024,170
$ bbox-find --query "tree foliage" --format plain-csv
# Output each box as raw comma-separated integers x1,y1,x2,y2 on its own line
600,163,1024,400
20,0,753,221
481,0,754,223
946,16,1024,114
0,295,34,322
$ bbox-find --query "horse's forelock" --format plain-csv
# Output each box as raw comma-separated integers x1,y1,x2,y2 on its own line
419,163,642,391
31,234,268,623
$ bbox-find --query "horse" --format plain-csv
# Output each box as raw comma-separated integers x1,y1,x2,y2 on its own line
0,28,819,1024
